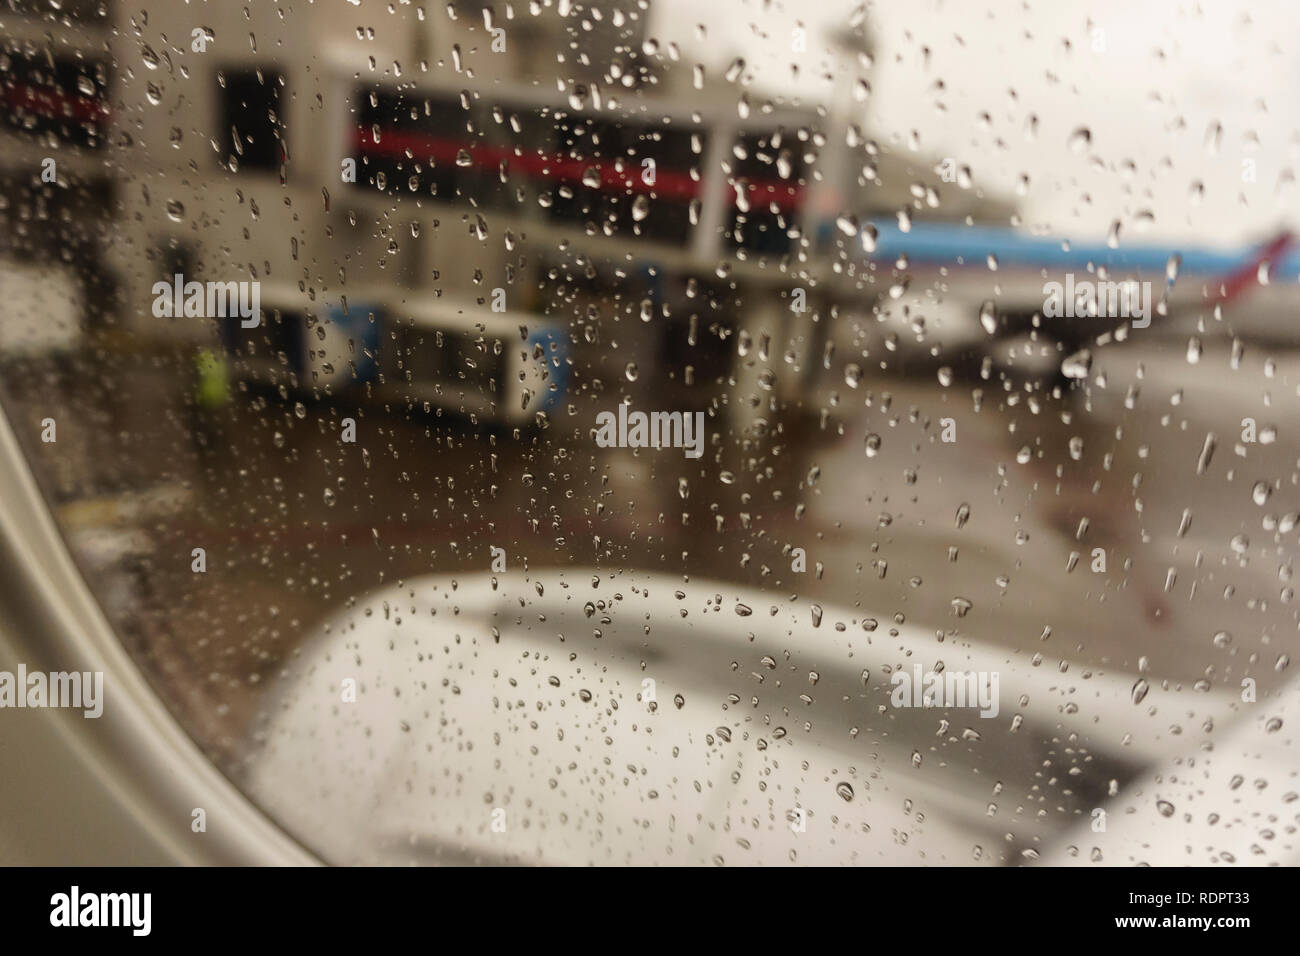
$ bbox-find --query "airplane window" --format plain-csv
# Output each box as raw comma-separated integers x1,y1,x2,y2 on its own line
1,0,1297,874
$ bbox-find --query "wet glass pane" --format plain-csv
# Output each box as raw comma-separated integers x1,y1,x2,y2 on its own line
2,0,1297,866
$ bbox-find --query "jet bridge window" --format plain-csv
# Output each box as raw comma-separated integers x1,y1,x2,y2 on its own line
216,67,284,174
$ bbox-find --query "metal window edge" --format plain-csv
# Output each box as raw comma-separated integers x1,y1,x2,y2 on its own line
0,407,318,866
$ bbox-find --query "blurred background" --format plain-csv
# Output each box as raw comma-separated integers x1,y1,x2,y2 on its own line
2,0,1299,864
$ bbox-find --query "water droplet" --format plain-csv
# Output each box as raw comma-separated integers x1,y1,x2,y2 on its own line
1196,434,1217,475
979,300,998,335
1061,349,1092,379
1252,481,1271,506
1131,678,1150,705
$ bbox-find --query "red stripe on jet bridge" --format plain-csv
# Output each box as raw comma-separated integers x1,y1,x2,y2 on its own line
351,127,804,212
1,83,109,124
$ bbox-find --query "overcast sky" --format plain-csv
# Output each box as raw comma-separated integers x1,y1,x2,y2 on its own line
652,0,1300,250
